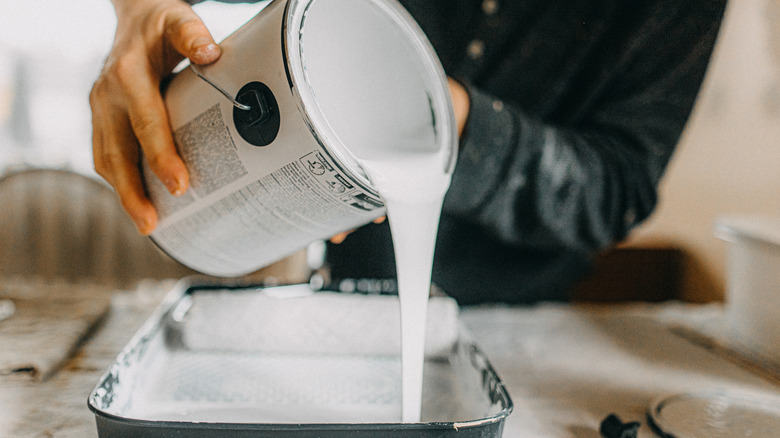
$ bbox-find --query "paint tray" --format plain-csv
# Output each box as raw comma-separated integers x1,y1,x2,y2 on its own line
88,278,512,437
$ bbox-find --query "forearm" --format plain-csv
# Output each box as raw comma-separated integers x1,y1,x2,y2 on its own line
444,85,676,252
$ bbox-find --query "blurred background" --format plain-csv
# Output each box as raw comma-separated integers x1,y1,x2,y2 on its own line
0,0,779,301
626,0,780,302
0,0,266,175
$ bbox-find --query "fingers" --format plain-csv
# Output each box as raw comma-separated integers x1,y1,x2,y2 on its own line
91,0,218,235
92,48,186,235
164,4,221,65
121,58,189,197
447,78,470,136
329,232,351,245
330,216,387,244
91,85,158,235
127,3,217,197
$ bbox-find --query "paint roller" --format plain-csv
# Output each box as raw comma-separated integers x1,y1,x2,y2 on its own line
167,285,460,359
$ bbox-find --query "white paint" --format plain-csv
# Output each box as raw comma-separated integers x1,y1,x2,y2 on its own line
297,0,455,422
294,0,449,187
359,148,451,422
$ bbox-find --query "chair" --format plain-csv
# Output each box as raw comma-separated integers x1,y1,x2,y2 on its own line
0,168,197,287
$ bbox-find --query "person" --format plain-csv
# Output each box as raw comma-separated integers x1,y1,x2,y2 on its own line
90,0,728,304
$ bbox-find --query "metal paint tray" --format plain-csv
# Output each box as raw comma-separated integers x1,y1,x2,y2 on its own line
88,278,512,437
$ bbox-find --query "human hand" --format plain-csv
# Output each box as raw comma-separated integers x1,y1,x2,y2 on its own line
90,0,221,235
330,216,387,244
447,78,470,136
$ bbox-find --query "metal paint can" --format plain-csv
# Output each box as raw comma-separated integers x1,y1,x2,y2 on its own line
144,0,456,277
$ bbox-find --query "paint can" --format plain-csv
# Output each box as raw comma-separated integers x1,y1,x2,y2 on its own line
144,0,456,277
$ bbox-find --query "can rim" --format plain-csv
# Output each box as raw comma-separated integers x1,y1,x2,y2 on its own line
281,0,457,189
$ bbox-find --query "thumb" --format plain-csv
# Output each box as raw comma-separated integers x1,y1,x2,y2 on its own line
164,5,221,65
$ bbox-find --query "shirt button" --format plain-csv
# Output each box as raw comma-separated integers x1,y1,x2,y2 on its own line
482,0,499,16
467,39,485,59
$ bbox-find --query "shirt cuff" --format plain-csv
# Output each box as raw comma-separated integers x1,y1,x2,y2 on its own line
444,85,518,215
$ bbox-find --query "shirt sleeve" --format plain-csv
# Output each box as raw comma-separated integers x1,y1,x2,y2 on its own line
443,3,726,253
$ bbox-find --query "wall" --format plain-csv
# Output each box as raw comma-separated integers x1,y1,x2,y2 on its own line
626,0,780,302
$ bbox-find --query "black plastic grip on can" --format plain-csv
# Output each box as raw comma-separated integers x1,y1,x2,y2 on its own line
233,81,280,147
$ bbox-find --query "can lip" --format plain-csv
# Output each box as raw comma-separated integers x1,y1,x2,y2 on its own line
282,0,457,188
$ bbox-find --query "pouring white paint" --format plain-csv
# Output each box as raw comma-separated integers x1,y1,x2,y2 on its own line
296,0,455,422
359,144,451,423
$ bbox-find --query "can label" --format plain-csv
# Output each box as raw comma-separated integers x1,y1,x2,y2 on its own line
145,99,383,276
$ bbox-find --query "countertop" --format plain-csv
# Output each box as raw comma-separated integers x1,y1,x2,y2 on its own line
1,279,777,437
